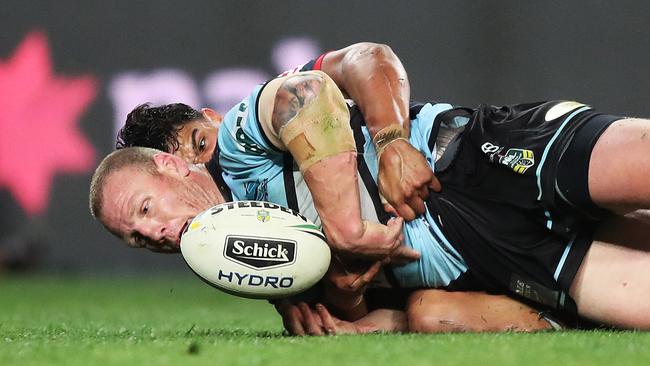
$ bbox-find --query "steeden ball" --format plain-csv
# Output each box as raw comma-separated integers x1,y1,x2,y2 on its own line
180,201,331,299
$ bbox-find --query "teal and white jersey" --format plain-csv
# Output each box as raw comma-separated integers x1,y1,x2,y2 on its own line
212,84,470,289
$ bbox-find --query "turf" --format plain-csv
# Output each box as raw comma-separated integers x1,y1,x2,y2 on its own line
1,275,649,366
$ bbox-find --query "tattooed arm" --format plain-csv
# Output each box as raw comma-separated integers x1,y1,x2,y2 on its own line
259,71,419,263
270,74,322,133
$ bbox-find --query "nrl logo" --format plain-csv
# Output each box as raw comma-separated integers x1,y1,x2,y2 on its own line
257,209,271,223
501,148,535,174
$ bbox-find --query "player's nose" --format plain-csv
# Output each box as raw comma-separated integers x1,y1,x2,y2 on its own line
136,220,167,244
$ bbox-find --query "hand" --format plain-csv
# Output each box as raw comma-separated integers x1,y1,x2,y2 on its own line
328,217,420,263
378,139,441,221
275,301,375,336
314,303,377,335
327,256,382,293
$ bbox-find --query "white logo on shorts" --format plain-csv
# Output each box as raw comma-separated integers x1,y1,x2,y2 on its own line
481,142,500,154
545,101,587,121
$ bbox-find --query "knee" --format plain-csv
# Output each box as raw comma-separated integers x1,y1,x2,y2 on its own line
406,290,466,333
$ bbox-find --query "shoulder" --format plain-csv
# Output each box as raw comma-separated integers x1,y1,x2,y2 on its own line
257,70,332,147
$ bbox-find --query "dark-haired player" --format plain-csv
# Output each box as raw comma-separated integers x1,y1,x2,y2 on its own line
117,103,222,164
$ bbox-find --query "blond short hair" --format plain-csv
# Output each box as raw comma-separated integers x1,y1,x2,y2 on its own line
89,147,160,220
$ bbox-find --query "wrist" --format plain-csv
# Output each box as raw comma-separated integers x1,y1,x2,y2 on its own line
372,124,409,158
325,282,368,320
323,220,365,250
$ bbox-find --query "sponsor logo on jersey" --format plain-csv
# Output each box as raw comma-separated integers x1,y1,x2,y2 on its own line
481,142,535,174
245,179,269,201
233,101,266,156
224,235,296,269
544,101,587,121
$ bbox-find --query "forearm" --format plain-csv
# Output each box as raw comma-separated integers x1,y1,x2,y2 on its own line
320,43,411,136
303,152,365,249
323,273,368,321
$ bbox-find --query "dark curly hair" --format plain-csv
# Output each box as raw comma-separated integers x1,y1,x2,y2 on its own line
116,103,204,152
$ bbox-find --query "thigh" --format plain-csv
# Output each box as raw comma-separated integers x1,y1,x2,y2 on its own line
406,289,552,332
570,214,650,328
589,118,650,213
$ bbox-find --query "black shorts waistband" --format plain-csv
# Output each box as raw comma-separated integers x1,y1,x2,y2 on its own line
556,114,623,220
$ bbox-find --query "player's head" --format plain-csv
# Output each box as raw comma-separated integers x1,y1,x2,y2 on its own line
116,103,222,164
89,147,219,253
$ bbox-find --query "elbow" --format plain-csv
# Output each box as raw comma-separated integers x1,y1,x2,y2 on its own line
348,42,395,63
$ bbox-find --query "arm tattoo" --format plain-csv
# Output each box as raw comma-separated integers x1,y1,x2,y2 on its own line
272,74,323,134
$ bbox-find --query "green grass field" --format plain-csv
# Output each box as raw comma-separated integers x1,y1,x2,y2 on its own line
1,275,649,366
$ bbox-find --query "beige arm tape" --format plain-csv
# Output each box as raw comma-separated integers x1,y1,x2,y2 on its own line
278,71,357,172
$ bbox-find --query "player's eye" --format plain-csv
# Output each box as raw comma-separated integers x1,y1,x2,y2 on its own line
198,137,206,152
131,233,146,248
141,201,149,215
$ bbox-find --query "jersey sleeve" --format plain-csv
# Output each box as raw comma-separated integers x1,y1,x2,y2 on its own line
277,52,331,77
300,52,329,72
218,85,285,178
219,54,332,176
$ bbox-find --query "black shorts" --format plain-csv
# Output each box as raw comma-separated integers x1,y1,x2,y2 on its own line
428,101,622,321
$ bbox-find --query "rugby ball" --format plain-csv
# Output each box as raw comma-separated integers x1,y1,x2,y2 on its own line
180,201,331,299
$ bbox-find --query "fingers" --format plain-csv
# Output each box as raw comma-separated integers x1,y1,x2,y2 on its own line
404,195,426,218
394,202,417,221
378,140,443,219
383,203,399,217
430,174,442,192
387,216,404,229
386,217,405,248
298,302,324,336
389,245,421,264
315,303,337,335
350,261,382,290
281,303,306,336
390,184,427,220
419,185,430,201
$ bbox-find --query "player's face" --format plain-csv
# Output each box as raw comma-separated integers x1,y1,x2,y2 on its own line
99,166,215,253
173,110,221,164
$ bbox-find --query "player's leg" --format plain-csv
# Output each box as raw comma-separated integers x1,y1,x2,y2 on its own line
406,289,555,332
588,118,650,213
569,214,650,328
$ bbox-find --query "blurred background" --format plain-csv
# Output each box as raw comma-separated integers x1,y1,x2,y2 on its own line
1,0,649,275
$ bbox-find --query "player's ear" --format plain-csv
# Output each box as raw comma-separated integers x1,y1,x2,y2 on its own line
201,108,223,124
152,152,191,177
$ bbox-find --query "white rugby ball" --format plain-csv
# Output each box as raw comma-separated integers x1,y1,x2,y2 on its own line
180,201,331,299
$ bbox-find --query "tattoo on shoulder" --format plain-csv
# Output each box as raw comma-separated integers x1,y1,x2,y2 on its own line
272,74,323,134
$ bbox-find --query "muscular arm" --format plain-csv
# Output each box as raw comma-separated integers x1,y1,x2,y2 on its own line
268,71,416,261
319,43,410,136
319,43,440,219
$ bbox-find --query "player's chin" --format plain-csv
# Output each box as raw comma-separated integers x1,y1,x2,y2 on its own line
148,243,182,254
